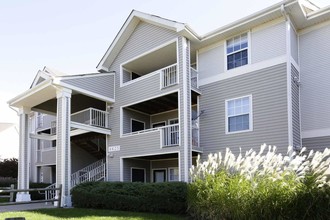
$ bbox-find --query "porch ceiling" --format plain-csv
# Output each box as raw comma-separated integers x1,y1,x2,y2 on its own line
128,91,198,115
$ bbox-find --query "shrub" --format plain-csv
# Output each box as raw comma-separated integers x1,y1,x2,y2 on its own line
188,145,330,219
71,181,187,214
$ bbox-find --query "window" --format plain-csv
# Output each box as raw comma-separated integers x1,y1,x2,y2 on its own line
168,167,179,181
226,33,248,70
131,168,145,182
226,95,252,133
152,121,166,128
131,119,145,132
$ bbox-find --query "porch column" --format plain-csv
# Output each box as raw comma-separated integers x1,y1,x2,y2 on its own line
179,36,192,182
55,87,72,207
16,107,31,202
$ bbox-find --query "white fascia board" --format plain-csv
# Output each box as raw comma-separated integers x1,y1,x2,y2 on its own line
201,0,296,41
55,72,115,81
8,79,53,107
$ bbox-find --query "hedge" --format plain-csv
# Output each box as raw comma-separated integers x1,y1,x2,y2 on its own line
71,181,187,214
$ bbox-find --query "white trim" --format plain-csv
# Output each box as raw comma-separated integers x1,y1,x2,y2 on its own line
182,37,189,182
302,128,330,139
131,118,145,132
56,72,115,81
168,167,179,182
130,167,146,183
152,121,166,128
224,31,250,72
120,158,123,182
121,151,180,159
122,89,180,108
298,18,330,36
225,95,253,134
151,168,167,183
199,55,286,86
286,19,293,146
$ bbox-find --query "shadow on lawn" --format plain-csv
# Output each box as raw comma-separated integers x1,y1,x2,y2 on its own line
29,208,187,220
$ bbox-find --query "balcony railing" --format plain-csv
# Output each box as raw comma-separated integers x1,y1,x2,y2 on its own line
191,67,198,89
161,64,177,88
71,108,109,128
161,124,180,147
50,108,109,135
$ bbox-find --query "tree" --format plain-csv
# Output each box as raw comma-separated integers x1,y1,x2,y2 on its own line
0,158,18,178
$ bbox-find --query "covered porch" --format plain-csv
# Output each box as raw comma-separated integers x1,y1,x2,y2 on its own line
8,69,114,207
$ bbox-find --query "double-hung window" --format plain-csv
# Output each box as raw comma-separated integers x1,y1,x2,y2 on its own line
226,33,248,70
226,95,252,133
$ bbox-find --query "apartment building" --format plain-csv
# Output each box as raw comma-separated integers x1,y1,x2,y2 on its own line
8,0,330,207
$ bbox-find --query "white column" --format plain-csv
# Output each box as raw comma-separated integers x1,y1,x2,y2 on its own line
16,107,31,202
55,87,72,207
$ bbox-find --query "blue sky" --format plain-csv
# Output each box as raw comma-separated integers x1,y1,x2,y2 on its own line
0,0,328,158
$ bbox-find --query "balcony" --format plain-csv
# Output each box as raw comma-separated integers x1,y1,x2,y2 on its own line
51,108,110,135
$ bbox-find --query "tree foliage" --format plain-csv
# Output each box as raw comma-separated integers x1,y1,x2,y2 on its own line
0,158,18,178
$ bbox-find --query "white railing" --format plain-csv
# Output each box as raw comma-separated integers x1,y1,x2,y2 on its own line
122,127,160,137
161,64,177,88
51,121,56,135
45,183,56,204
71,158,106,188
71,108,109,129
51,108,110,135
191,67,198,89
192,127,199,147
161,124,180,147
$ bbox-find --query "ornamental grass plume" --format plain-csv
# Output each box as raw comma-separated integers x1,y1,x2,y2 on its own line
188,145,330,220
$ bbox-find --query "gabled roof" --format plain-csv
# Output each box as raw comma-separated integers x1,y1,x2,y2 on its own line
97,0,330,70
30,66,66,88
96,10,199,72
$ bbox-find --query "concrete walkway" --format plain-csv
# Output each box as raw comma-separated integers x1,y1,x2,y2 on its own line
0,203,57,212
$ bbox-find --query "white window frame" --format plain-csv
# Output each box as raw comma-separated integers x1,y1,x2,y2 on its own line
152,121,166,128
131,118,145,132
225,32,251,71
225,95,253,134
168,167,179,182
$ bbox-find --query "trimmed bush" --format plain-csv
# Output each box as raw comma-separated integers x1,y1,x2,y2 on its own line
71,181,187,214
188,145,330,219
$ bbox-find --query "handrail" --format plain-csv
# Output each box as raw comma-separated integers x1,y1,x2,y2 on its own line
0,184,62,208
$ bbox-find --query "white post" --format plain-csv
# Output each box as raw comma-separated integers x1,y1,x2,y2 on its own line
55,87,72,207
16,106,31,202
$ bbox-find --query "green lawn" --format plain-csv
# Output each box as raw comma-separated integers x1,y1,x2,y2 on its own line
0,208,187,220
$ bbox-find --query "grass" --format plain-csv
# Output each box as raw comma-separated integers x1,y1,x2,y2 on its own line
0,208,187,220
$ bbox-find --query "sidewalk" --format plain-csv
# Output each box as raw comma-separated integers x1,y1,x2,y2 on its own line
0,203,57,212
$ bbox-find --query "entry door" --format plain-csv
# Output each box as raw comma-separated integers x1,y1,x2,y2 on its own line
153,170,166,182
131,168,145,182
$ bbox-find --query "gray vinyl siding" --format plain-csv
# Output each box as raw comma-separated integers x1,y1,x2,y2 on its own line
198,44,224,80
290,26,298,63
120,72,179,106
300,24,330,132
302,136,330,152
251,22,286,63
62,74,115,99
199,63,288,158
41,149,56,165
123,158,150,182
291,64,301,147
123,108,150,134
151,110,178,125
